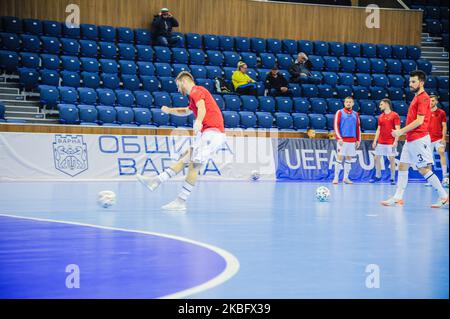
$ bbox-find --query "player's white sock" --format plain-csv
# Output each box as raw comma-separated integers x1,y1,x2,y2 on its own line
390,165,396,180
375,166,382,178
424,171,448,199
343,161,352,180
334,160,343,181
178,181,195,202
442,164,448,178
158,167,177,183
393,170,408,199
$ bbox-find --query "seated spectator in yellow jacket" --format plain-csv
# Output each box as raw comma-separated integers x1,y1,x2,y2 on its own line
232,62,257,95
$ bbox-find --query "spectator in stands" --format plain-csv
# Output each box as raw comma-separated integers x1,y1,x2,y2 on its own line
265,66,292,97
151,8,181,47
289,52,320,84
232,61,257,95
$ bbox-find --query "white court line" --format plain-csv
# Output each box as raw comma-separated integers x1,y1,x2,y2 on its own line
0,213,240,299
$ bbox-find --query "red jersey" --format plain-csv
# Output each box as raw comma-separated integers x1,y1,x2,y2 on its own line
188,85,224,133
405,91,431,142
334,108,361,142
429,107,447,142
377,111,400,145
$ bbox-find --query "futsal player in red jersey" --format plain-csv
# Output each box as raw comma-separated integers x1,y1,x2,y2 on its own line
371,99,400,185
428,95,448,183
382,70,448,208
137,71,226,211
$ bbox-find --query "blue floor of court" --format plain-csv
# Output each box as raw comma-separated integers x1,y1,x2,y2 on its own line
0,180,448,298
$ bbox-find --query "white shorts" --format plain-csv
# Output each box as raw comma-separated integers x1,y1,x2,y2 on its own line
431,140,445,152
337,142,356,157
191,129,226,164
374,143,397,157
399,135,434,168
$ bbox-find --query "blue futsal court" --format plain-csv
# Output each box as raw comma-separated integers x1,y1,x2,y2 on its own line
0,180,448,299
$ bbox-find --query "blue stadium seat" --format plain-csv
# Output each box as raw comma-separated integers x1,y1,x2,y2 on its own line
401,59,417,74
314,41,329,56
258,96,275,113
437,76,449,90
223,67,235,80
98,26,116,42
256,69,269,82
275,112,293,130
298,40,313,55
136,45,154,62
387,87,404,101
119,60,137,75
240,111,257,129
259,53,275,69
251,38,266,54
58,104,79,124
223,51,241,67
97,105,118,126
337,73,354,86
339,57,356,73
154,62,172,77
377,44,392,59
219,35,235,51
188,49,206,65
61,56,80,72
327,98,343,114
60,38,80,56
43,20,62,37
222,111,239,128
439,89,449,102
212,94,225,110
39,85,60,108
41,54,60,70
20,52,40,69
61,71,81,87
160,77,178,93
407,45,421,60
101,73,120,90
329,42,345,57
1,33,20,51
417,59,432,75
355,58,371,73
386,59,402,74
81,72,100,89
392,100,408,116
370,87,388,101
292,113,309,131
255,112,273,129
117,27,134,44
392,45,408,59
117,106,138,126
370,58,386,73
293,97,310,113
404,87,414,103
41,36,60,54
425,76,437,89
170,112,189,127
274,54,291,70
197,78,214,93
77,87,97,105
206,50,224,66
100,59,118,74
118,43,135,60
134,108,153,126
224,95,241,111
353,86,370,100
204,34,220,50
97,88,116,106
99,42,117,59
323,56,340,72
122,74,141,91
325,114,335,130
205,65,222,79
335,85,353,99
288,83,301,97
172,32,185,48
186,33,202,49
372,74,389,87
62,24,80,39
238,95,258,112
345,43,361,57
310,98,327,114
115,90,135,107
0,50,19,72
172,48,189,64
153,91,171,107
267,38,282,54
153,46,171,63
135,29,151,45
137,61,155,76
78,104,98,125
308,55,324,71
20,34,40,53
170,93,189,107
172,63,190,77
80,24,98,41
40,69,59,86
275,97,292,113
387,74,405,88
134,90,153,108
240,52,257,68
360,115,377,132
2,17,23,33
317,84,334,99
322,72,339,86
361,43,377,58
309,114,327,131
79,40,98,58
235,37,251,52
190,65,207,79
359,100,376,115
301,84,319,98
59,86,78,104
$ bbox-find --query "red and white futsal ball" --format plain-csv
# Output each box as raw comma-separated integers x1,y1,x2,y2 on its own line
315,186,331,202
97,190,116,208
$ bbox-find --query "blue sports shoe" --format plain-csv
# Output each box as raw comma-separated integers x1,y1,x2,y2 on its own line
370,177,381,183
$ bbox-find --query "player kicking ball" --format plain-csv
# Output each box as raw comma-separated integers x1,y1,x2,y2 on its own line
381,70,448,208
370,98,400,185
332,96,361,185
137,71,226,211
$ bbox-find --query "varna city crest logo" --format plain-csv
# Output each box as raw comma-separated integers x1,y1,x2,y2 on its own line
53,134,88,177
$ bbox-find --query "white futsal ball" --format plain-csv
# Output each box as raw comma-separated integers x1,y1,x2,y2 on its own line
251,170,260,181
443,177,449,188
315,186,331,202
97,190,116,208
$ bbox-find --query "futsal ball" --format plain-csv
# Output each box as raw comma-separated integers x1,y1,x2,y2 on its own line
315,186,331,202
97,190,116,208
251,170,260,181
443,177,449,188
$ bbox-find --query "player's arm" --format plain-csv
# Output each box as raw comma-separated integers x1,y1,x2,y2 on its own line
334,111,343,144
373,126,380,149
393,124,400,146
393,114,425,137
193,99,206,133
161,106,192,116
441,121,447,145
355,113,361,148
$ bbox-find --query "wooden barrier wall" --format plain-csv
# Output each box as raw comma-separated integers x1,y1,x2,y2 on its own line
0,0,422,45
